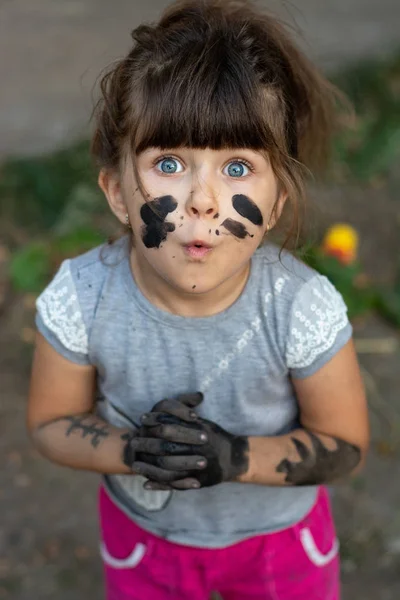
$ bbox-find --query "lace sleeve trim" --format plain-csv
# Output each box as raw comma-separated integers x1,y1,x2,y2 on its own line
36,261,89,355
286,275,349,370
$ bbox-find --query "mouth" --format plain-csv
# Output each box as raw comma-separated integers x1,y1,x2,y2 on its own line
184,239,213,259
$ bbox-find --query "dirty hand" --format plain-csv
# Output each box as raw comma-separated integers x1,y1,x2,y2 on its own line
126,392,250,490
121,392,206,486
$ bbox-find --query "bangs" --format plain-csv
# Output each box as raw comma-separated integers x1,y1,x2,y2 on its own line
131,38,279,154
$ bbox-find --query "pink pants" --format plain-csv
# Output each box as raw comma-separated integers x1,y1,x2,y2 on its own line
99,486,340,599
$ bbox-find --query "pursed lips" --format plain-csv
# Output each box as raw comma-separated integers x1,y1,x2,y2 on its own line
183,239,214,259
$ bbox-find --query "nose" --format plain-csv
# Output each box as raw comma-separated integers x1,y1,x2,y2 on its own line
186,181,219,219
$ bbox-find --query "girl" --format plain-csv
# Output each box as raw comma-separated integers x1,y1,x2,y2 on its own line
27,1,369,598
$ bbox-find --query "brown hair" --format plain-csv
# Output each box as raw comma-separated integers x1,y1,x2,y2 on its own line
91,0,343,249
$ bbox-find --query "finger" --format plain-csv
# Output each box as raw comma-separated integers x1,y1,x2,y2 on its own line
132,462,189,482
171,478,202,490
141,412,188,427
130,437,197,456
149,424,207,445
141,454,207,471
176,392,204,408
146,399,200,423
144,478,201,491
143,481,172,491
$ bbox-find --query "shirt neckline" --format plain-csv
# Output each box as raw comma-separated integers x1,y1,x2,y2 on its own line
121,243,263,330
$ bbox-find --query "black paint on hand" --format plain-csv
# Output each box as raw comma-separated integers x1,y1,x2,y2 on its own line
140,195,178,248
232,195,263,226
137,414,249,488
122,430,138,468
276,431,361,486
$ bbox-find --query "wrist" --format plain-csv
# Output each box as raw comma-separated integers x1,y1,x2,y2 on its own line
236,436,271,484
231,435,251,483
121,430,137,470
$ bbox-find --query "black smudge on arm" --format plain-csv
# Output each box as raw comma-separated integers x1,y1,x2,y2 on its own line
140,195,178,248
221,219,252,239
232,195,263,226
276,431,361,486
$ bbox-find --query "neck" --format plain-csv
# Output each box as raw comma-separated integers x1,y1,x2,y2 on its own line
130,251,250,318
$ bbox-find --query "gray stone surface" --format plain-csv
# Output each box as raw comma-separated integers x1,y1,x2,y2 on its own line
1,0,400,157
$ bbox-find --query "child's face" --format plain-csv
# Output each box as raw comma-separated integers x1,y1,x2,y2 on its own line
106,148,285,295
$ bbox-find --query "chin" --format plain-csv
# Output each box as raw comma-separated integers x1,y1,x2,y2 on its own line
173,276,220,295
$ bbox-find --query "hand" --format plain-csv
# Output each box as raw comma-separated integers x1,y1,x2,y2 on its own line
129,393,250,490
122,393,208,488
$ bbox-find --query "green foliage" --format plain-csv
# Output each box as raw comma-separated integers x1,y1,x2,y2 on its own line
301,246,377,319
302,245,400,328
0,140,98,230
374,261,400,327
332,51,400,181
0,141,110,293
9,228,106,293
9,241,51,293
376,290,400,327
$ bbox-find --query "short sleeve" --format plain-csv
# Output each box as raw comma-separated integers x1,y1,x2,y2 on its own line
285,274,352,379
35,260,90,365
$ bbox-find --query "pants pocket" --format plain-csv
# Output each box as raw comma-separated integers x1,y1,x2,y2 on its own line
297,487,340,568
299,526,339,567
100,540,147,570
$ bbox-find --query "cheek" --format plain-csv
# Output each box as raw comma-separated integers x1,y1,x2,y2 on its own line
218,194,266,241
139,195,178,249
232,194,264,227
220,219,254,240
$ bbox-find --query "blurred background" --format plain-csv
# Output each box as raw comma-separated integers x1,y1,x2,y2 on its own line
1,1,400,598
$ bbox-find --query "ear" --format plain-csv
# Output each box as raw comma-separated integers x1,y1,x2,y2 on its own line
98,169,126,225
268,188,288,231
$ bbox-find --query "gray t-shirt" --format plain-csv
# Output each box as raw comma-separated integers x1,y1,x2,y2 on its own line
36,236,352,548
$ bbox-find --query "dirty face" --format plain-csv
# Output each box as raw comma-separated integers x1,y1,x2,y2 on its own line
122,148,285,295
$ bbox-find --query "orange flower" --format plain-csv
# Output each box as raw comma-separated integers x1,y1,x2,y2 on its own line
321,224,358,265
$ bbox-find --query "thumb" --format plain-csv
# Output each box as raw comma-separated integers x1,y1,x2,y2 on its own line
176,392,204,408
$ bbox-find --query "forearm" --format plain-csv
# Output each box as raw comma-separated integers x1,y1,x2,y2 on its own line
239,429,363,486
30,413,133,474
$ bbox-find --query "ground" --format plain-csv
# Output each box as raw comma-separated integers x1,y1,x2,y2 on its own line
1,0,400,598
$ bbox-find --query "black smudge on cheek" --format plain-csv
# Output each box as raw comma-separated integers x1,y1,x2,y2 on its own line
232,194,263,226
221,219,253,239
140,195,178,248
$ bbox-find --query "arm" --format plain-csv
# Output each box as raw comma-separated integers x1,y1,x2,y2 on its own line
130,339,369,489
241,338,369,486
27,333,132,474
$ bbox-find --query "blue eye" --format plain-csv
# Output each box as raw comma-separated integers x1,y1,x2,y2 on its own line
157,157,183,174
225,161,250,178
